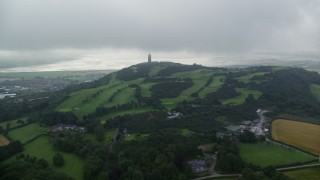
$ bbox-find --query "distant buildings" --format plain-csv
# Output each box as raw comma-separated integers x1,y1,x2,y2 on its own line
167,111,183,119
148,53,151,63
48,124,86,134
188,160,206,172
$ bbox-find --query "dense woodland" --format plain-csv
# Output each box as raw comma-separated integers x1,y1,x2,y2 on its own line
1,62,320,179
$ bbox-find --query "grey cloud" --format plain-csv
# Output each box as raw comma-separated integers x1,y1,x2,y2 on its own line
0,0,319,53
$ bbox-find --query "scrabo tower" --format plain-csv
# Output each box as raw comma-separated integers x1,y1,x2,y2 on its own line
148,53,151,63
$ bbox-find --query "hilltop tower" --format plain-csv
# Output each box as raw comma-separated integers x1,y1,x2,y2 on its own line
148,53,151,63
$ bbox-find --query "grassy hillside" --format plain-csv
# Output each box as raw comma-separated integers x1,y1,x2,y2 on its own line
55,63,320,124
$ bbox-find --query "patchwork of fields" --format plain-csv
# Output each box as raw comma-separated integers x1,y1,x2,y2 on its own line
272,119,320,155
239,143,314,167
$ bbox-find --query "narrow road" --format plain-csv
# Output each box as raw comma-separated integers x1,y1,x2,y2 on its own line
192,174,241,180
277,163,320,171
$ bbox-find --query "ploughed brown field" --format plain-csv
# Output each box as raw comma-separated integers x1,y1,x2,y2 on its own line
272,119,320,155
0,134,10,146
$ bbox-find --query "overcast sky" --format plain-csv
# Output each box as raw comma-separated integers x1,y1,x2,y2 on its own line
0,0,319,71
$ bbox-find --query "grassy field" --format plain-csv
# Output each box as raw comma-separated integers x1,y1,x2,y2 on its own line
181,128,195,137
0,118,27,130
236,72,268,83
222,88,262,105
140,82,155,97
8,123,47,144
0,134,10,146
284,167,320,180
199,75,225,97
239,143,314,167
56,76,143,118
162,69,214,109
22,136,84,180
310,84,320,102
272,119,320,155
123,133,150,141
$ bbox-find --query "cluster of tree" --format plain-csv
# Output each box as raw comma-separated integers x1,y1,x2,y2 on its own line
215,139,244,173
40,112,78,126
0,161,73,180
0,141,23,161
151,81,193,99
238,130,257,143
53,153,65,167
15,153,49,169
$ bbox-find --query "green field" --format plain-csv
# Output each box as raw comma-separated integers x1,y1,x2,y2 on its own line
140,82,155,97
222,88,262,105
162,69,218,109
310,84,320,102
199,76,225,97
123,133,150,141
0,118,27,130
56,75,143,118
284,167,320,180
239,143,314,167
8,123,47,144
22,136,84,180
236,72,268,83
181,128,195,137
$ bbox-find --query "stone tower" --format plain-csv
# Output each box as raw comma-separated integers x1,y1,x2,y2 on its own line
148,53,151,63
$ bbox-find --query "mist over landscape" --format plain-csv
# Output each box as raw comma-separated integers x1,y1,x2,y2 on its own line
0,0,319,71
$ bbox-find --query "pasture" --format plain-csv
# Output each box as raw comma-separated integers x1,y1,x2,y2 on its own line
8,123,47,144
0,134,10,146
272,119,320,155
239,143,314,167
85,129,116,144
161,69,212,108
222,88,262,105
123,133,149,141
23,136,84,180
235,72,268,83
0,118,27,130
310,84,320,102
284,167,320,180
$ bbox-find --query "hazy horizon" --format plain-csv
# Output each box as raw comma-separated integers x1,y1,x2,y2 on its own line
1,0,319,72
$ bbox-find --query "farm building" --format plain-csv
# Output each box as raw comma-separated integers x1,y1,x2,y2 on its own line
187,160,206,172
241,121,252,126
216,132,227,139
225,125,242,133
48,124,86,134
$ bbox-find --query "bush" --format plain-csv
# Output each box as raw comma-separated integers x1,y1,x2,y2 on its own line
53,153,65,167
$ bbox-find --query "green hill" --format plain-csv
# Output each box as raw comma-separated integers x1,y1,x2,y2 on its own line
55,62,320,124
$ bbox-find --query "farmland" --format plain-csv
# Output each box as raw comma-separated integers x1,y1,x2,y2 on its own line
284,167,320,180
222,88,262,105
22,136,84,180
239,143,314,167
272,119,320,155
0,134,10,146
8,123,47,144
